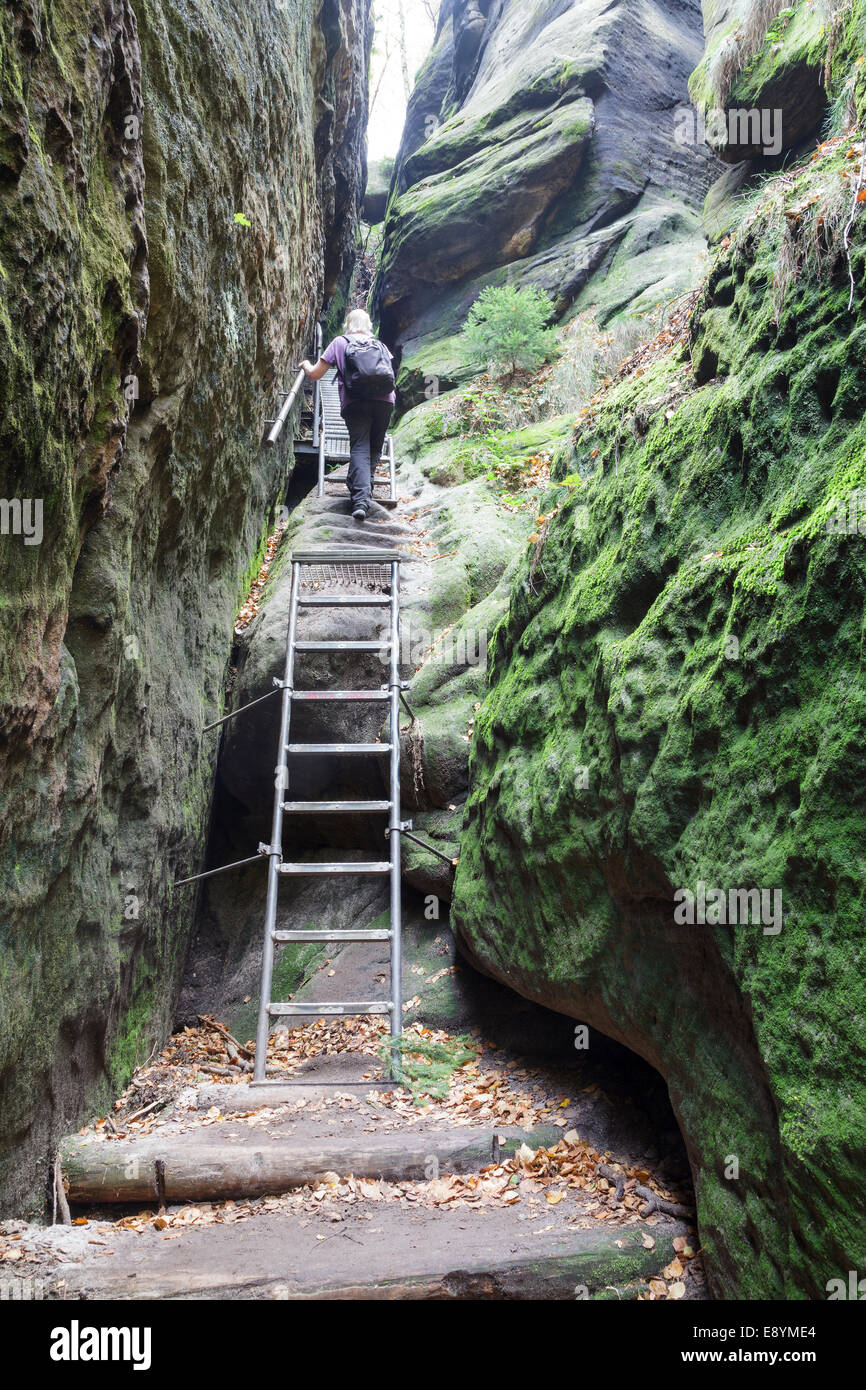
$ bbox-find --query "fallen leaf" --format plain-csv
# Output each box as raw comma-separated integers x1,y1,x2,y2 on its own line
641,1233,655,1249
669,1281,686,1300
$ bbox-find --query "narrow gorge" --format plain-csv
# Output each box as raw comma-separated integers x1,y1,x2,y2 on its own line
0,0,864,1318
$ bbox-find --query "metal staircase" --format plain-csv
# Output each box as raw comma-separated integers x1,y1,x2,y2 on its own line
252,548,405,1082
176,328,426,1084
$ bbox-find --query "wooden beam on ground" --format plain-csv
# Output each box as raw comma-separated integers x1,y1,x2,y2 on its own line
61,1125,564,1204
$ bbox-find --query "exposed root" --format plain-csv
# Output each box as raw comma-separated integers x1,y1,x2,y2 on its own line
843,143,866,309
635,1183,694,1220
407,718,426,798
598,1162,626,1202
53,1156,71,1227
599,1162,694,1220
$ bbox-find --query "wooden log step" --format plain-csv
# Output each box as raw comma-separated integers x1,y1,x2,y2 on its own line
61,1125,565,1204
57,1219,687,1302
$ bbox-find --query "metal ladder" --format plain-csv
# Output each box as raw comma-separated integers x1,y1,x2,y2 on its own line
252,547,405,1085
316,373,398,507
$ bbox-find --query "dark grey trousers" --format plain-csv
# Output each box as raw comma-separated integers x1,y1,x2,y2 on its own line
342,400,393,511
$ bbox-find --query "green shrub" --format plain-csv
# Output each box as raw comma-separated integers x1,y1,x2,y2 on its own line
378,1032,478,1105
461,284,559,377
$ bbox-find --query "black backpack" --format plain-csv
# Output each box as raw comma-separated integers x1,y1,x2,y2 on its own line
341,334,395,399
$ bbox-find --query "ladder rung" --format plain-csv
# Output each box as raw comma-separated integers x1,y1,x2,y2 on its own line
282,799,392,813
298,597,391,607
291,690,389,702
273,929,392,942
325,473,390,483
294,641,390,652
279,861,392,875
268,1001,393,1016
286,742,392,754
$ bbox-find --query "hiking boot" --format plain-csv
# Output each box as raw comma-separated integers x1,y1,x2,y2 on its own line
352,505,367,522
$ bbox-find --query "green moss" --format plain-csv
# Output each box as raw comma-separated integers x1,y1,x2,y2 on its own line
452,125,866,1298
229,935,329,1043
730,2,828,110
108,975,159,1095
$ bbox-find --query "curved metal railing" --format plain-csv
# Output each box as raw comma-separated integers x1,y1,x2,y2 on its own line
265,322,323,449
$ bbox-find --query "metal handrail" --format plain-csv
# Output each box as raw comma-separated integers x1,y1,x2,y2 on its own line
265,366,307,448
266,322,324,449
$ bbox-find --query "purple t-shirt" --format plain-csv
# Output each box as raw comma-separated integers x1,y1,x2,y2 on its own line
322,333,396,411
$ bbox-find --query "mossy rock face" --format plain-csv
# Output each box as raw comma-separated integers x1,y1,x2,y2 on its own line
0,0,371,1214
373,0,715,377
451,120,866,1296
690,0,831,162
362,158,394,224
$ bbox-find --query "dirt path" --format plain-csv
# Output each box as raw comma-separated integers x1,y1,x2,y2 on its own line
3,1010,704,1301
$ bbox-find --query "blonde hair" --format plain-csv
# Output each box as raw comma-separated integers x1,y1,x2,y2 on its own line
345,308,373,334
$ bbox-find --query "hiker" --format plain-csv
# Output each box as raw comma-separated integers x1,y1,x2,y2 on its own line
301,309,396,522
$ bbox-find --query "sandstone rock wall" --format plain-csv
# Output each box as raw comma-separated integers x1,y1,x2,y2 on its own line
0,0,371,1213
451,4,866,1298
372,0,716,406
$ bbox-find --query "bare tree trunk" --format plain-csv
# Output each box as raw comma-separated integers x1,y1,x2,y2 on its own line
397,3,411,102
369,37,392,119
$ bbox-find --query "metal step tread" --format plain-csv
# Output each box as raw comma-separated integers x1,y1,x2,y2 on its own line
268,1001,393,1016
285,742,392,754
279,861,392,875
298,596,391,607
325,470,390,483
282,799,392,813
290,689,389,701
273,929,391,942
293,640,390,651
